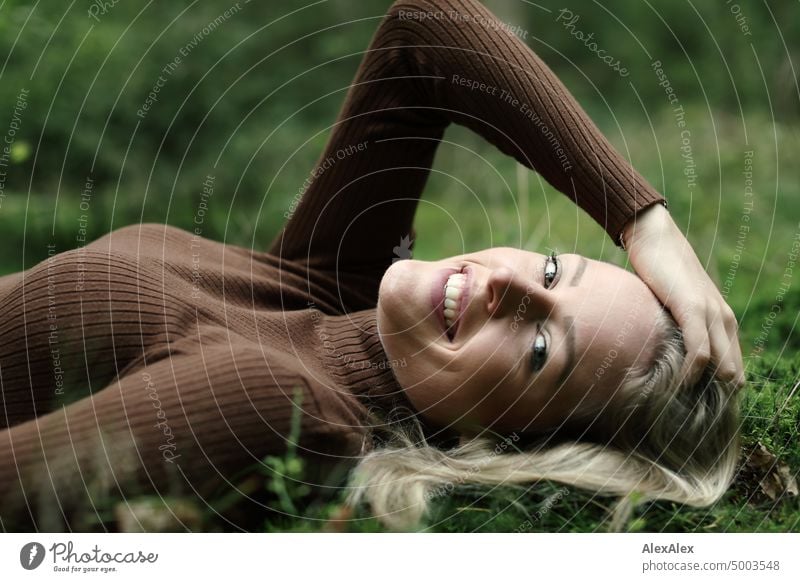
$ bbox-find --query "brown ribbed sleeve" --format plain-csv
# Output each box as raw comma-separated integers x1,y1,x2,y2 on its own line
0,334,367,531
270,0,664,298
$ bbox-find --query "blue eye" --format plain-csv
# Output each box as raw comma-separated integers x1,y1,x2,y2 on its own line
531,327,547,371
544,252,559,288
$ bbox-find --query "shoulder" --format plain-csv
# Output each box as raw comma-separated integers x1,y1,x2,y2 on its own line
186,331,373,454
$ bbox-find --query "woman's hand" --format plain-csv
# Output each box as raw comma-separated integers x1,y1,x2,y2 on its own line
623,203,745,389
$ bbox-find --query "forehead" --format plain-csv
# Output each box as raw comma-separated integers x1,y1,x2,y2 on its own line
579,259,664,327
563,259,663,392
560,255,660,335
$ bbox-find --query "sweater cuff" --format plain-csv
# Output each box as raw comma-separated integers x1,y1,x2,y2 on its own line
616,198,669,250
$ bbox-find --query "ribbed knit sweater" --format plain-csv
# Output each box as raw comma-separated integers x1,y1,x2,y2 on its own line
0,0,664,530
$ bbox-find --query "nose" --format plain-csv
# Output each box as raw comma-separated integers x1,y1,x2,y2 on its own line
485,266,557,320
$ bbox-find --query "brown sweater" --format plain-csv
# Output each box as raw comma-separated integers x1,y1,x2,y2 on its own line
0,0,663,530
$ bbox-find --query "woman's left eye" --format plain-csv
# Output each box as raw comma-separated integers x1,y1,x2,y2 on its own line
531,329,547,372
543,253,559,288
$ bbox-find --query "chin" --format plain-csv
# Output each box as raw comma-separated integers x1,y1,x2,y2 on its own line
378,261,427,354
378,260,399,300
376,268,402,349
378,260,421,313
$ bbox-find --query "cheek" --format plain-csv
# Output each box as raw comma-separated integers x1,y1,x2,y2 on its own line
401,330,525,428
457,337,522,399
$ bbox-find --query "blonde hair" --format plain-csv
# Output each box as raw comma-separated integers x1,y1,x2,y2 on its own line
344,310,741,531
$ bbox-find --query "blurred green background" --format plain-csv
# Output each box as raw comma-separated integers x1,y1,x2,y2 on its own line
0,1,796,344
0,0,797,531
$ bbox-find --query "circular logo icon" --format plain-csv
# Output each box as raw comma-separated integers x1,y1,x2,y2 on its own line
20,542,46,570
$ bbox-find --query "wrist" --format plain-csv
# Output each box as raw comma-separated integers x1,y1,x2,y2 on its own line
621,201,670,251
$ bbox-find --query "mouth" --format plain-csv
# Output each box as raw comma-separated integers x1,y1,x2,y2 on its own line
431,265,472,341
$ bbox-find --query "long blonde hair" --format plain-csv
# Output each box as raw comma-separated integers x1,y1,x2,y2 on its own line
344,310,741,531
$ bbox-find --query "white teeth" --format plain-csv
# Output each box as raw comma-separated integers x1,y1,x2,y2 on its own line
443,273,466,329
449,273,465,284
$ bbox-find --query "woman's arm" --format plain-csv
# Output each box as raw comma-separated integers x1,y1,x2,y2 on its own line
269,0,663,307
0,345,366,529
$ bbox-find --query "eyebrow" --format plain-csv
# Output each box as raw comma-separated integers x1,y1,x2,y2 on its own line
569,256,588,287
556,315,577,387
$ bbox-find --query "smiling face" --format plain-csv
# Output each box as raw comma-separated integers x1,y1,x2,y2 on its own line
376,247,665,436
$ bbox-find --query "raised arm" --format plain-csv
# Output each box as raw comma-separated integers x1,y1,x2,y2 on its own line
269,0,664,308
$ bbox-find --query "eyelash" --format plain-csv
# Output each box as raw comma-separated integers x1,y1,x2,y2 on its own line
531,252,559,372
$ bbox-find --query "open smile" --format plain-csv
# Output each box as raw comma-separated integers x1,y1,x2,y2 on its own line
431,266,472,341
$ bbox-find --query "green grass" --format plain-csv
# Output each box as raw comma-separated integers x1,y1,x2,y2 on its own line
3,109,798,532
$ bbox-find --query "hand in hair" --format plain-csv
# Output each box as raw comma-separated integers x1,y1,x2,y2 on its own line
622,203,744,389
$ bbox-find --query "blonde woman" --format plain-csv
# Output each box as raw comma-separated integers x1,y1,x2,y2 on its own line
0,0,742,531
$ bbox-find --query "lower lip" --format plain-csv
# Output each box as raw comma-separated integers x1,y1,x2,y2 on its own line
431,267,460,340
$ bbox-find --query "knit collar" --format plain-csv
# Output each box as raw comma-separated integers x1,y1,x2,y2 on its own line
315,308,412,415
314,308,460,448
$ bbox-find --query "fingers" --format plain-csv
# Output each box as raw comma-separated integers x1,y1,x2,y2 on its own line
707,314,737,381
679,299,745,390
678,314,711,388
708,302,746,389
729,340,745,390
721,303,745,382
